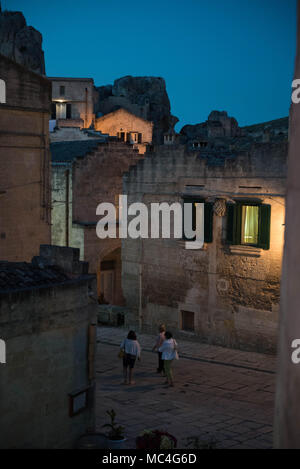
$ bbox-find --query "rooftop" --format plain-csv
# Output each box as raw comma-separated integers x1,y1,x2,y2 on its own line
0,261,70,294
51,138,106,163
0,245,94,295
48,77,94,83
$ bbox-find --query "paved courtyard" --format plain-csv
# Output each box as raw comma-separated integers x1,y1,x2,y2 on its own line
96,326,276,449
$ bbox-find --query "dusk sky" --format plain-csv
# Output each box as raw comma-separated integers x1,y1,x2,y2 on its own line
4,0,297,129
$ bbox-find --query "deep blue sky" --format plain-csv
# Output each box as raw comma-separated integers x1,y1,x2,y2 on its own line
4,0,297,129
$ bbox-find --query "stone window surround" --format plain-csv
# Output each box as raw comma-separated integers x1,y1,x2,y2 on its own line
178,302,200,334
228,244,262,257
227,199,271,252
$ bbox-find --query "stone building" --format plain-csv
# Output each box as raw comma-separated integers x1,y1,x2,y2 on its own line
95,108,153,154
51,138,144,305
122,112,288,353
51,138,106,257
0,53,51,261
274,0,300,448
0,245,97,448
49,77,97,129
95,75,178,144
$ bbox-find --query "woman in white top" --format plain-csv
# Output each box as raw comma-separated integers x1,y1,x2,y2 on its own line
120,330,141,385
158,331,178,387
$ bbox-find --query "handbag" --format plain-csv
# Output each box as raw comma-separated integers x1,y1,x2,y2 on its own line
118,349,125,359
173,339,179,360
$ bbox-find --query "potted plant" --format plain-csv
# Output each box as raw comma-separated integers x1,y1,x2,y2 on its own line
136,429,177,449
103,409,126,449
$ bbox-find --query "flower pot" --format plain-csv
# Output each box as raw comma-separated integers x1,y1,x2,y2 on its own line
106,438,126,450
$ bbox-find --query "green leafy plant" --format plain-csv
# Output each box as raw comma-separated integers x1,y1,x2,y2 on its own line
185,435,218,449
103,409,125,441
136,429,177,449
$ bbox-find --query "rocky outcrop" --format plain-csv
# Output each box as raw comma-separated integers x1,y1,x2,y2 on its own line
96,76,178,144
0,7,45,74
180,111,243,141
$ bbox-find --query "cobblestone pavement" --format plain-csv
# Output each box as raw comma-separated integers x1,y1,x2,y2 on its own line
96,326,276,449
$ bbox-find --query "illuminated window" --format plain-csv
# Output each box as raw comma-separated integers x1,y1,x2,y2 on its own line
241,205,259,245
227,202,271,250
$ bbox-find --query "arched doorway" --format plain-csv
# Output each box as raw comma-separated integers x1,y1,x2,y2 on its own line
97,247,124,306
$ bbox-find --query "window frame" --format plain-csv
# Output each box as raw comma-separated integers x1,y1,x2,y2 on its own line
226,200,271,250
181,310,195,332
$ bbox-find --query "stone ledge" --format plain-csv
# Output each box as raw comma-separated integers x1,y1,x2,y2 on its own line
228,245,262,257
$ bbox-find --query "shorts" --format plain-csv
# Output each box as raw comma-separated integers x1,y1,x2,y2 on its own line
123,353,136,369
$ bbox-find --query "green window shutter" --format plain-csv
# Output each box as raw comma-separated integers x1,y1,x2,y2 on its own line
204,203,213,243
234,204,242,245
258,204,271,250
226,204,235,244
226,203,242,245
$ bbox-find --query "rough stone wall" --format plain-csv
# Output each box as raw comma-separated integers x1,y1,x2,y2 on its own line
122,140,287,353
95,108,153,151
0,54,51,261
0,8,45,75
51,141,142,302
0,54,51,109
71,140,143,303
72,140,142,224
0,246,97,449
50,79,95,128
0,283,96,448
51,163,84,259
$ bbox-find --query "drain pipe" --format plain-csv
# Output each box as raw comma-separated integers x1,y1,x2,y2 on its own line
65,169,70,247
138,262,143,332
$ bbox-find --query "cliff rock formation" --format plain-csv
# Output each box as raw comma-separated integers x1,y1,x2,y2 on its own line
0,6,45,74
180,111,242,140
96,76,178,144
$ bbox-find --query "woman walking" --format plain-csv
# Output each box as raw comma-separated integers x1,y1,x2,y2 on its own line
158,331,178,387
152,324,166,374
120,330,141,385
